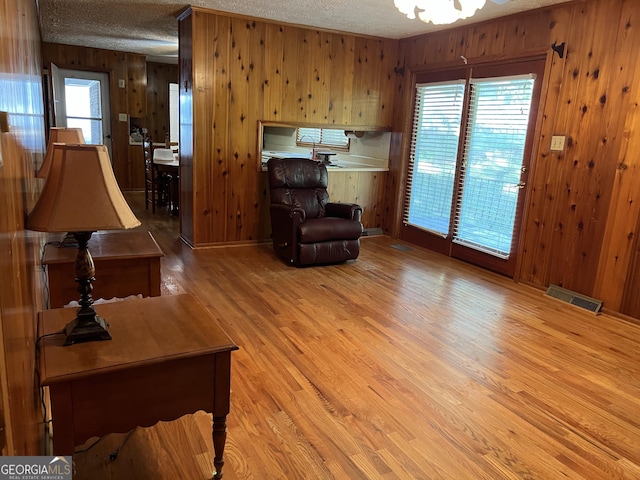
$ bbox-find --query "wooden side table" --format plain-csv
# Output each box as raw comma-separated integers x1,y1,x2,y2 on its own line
43,229,164,308
38,294,239,479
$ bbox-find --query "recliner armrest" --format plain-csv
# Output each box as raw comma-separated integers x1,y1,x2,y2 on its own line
270,204,306,223
326,202,362,222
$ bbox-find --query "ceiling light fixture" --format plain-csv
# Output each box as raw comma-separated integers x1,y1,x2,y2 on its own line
394,0,487,25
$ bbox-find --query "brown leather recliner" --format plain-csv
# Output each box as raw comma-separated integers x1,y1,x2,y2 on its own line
267,157,363,266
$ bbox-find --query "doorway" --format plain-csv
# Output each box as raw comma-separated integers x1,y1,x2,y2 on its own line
51,67,112,157
402,59,545,277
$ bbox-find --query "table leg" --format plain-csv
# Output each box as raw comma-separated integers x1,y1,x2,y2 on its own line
212,415,228,479
212,351,232,479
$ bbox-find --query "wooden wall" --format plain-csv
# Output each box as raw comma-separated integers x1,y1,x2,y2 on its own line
140,61,179,144
178,8,397,246
40,42,147,190
390,0,640,318
0,0,46,455
127,62,179,190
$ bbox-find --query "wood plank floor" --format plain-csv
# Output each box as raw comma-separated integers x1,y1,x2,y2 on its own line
72,192,640,479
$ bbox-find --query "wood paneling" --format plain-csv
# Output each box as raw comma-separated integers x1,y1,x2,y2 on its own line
127,55,147,119
40,42,147,190
140,62,178,144
127,144,144,191
391,0,640,319
328,171,386,229
123,62,179,191
599,0,640,314
179,7,396,246
0,0,46,455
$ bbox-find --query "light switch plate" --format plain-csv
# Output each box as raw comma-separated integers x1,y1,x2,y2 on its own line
550,135,566,151
118,113,128,122
118,79,125,88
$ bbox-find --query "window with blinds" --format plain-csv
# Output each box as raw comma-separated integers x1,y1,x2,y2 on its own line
453,75,535,258
296,127,349,148
403,71,536,260
404,80,466,236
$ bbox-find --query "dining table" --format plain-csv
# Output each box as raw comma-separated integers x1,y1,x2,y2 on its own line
152,148,180,216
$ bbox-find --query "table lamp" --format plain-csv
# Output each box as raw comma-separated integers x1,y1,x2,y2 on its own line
38,128,87,247
37,127,85,179
27,144,141,345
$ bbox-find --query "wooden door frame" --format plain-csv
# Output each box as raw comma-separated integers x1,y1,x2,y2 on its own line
400,55,548,278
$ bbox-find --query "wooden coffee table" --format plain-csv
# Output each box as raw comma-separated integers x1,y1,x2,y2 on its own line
38,294,239,479
43,229,164,308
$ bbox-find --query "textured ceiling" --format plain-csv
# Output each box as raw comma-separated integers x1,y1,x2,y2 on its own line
37,0,573,63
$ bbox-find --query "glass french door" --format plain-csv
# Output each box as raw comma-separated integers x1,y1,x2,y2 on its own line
402,59,545,277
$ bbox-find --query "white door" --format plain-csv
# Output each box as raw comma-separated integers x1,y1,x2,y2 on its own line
52,68,112,157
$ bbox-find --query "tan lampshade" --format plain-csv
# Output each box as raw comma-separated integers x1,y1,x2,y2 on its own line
27,144,141,232
38,127,85,179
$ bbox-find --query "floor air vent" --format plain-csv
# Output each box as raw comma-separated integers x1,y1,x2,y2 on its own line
545,284,603,314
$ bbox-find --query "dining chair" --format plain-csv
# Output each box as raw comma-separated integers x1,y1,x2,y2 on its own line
142,133,171,213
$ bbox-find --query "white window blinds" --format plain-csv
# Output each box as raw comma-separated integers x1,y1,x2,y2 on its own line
453,74,535,257
404,80,466,235
296,128,349,148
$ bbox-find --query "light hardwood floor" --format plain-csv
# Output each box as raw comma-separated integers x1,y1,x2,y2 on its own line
71,192,640,479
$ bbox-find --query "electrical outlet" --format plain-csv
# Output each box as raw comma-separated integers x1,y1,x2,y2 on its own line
118,113,128,122
550,135,566,151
